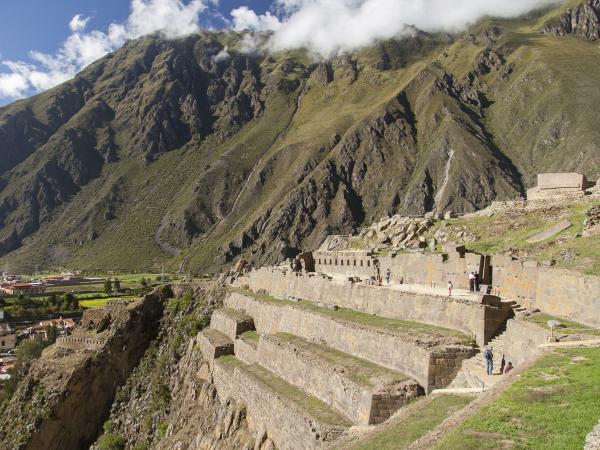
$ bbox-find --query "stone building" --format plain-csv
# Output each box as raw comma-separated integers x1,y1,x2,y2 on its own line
526,172,588,200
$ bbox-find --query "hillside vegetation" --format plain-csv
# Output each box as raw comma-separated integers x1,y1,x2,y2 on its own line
0,0,599,273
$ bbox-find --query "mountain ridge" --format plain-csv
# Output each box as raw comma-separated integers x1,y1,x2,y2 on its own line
0,0,599,273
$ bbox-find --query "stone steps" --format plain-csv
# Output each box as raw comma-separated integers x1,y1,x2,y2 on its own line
226,291,477,393
212,356,349,450
257,333,421,425
198,328,234,362
210,307,255,340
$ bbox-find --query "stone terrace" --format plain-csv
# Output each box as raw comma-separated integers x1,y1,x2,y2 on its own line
235,267,510,346
198,286,478,449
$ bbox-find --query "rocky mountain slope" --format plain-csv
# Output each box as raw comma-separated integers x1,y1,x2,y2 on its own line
0,0,599,273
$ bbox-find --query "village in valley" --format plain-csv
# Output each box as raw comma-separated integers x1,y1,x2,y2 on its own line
0,270,170,398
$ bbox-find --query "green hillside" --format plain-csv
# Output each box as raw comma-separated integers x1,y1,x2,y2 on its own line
0,0,598,273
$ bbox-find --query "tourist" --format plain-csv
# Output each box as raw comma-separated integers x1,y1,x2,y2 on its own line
504,362,514,375
468,272,475,291
447,281,453,296
474,272,480,291
500,354,506,374
386,268,391,285
484,348,494,375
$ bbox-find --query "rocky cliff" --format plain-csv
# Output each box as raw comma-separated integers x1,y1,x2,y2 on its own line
0,1,599,273
0,292,165,450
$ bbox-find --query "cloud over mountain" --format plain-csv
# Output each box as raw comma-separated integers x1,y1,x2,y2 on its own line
233,0,559,57
0,0,207,99
0,0,559,101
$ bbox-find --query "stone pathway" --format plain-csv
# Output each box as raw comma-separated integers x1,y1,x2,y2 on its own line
328,274,482,302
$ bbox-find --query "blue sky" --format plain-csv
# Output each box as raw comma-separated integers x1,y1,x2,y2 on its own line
0,0,555,105
0,0,269,60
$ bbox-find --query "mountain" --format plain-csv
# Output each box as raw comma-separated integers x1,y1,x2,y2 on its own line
0,0,599,273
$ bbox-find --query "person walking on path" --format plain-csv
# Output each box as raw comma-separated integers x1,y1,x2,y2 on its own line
484,348,494,375
474,271,480,291
447,281,453,297
468,272,475,292
386,268,391,285
499,354,506,375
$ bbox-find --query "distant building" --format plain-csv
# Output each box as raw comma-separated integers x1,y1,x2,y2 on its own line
1,283,46,295
0,323,13,336
0,334,17,350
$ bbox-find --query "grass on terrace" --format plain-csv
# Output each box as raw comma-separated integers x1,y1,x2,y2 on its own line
524,313,600,337
220,356,352,427
240,330,259,342
230,288,475,345
79,297,136,309
433,348,600,450
342,395,474,450
434,200,600,276
275,332,409,387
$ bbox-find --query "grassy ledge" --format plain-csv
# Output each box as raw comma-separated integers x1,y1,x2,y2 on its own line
433,348,600,450
523,313,600,337
344,395,473,450
229,288,475,346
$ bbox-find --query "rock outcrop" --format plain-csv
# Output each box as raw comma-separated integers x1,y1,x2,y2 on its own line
545,0,600,40
0,293,165,450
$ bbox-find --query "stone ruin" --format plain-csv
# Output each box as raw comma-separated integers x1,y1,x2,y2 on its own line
526,172,593,200
196,220,600,449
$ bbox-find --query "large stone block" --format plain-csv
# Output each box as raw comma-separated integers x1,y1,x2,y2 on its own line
213,357,348,450
198,329,233,362
257,333,421,425
537,172,585,190
226,292,477,392
234,335,258,365
210,308,255,340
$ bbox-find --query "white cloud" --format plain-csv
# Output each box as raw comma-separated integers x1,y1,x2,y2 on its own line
231,6,281,31
0,0,561,102
0,0,207,101
234,0,559,58
212,47,231,62
69,14,91,33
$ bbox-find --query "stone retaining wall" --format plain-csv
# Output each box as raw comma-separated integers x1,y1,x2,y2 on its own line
226,292,476,392
501,319,550,367
492,257,600,328
314,250,488,290
210,309,254,340
212,359,346,450
237,268,509,346
234,337,258,365
56,335,106,351
257,335,420,425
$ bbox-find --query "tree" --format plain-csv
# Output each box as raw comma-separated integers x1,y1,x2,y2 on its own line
45,325,58,344
104,278,112,294
48,293,59,306
62,293,75,311
15,294,33,309
113,278,121,291
140,278,148,288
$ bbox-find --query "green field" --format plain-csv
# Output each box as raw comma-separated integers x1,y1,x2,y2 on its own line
434,348,600,450
79,297,137,308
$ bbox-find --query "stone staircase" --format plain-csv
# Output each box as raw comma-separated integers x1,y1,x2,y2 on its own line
453,324,510,389
197,290,478,449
